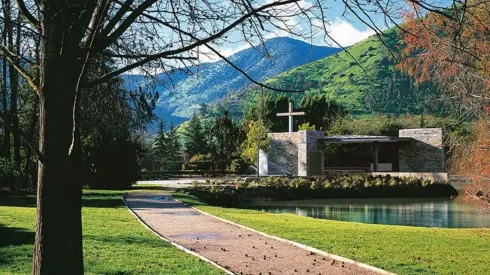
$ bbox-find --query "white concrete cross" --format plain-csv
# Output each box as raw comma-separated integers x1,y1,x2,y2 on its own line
276,102,305,133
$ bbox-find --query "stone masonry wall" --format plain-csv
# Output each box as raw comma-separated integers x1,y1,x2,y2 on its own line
267,132,299,175
298,131,325,176
399,128,444,172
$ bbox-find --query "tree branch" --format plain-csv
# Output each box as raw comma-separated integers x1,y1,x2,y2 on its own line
0,43,40,95
14,0,39,28
0,109,45,163
84,0,301,86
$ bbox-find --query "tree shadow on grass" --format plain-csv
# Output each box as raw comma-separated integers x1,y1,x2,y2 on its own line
0,193,36,207
0,224,35,266
0,224,34,247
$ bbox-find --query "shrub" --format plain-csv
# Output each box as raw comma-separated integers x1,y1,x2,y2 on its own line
189,153,210,163
299,122,316,131
229,158,248,174
184,174,457,206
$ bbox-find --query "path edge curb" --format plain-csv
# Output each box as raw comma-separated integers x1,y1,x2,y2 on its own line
174,196,397,275
121,194,235,275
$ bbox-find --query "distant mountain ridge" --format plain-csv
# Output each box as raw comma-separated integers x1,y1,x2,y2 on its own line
125,37,342,124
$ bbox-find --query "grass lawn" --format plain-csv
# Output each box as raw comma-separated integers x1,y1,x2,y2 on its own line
0,189,223,275
173,192,490,275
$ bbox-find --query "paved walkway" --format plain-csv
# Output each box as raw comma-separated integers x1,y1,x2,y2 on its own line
126,193,383,275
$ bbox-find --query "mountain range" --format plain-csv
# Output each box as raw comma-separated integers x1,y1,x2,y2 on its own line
125,37,342,125
225,29,446,118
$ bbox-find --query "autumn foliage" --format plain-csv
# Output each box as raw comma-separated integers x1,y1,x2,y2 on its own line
451,120,490,209
398,1,490,115
398,1,490,208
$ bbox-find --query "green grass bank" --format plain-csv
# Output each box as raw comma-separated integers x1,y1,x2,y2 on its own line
0,190,223,275
174,192,490,275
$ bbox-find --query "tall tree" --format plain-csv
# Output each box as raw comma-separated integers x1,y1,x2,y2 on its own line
209,110,242,170
398,1,490,207
241,119,270,173
182,113,207,157
399,1,490,117
153,118,168,170
0,1,319,273
299,94,346,130
166,121,181,162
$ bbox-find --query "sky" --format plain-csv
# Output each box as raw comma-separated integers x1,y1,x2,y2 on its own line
198,0,388,62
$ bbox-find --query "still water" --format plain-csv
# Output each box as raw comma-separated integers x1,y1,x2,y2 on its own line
243,198,490,228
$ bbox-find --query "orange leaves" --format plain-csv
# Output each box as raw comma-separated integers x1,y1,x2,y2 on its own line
398,1,490,113
452,118,490,209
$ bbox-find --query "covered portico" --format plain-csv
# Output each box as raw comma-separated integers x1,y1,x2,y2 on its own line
321,135,412,173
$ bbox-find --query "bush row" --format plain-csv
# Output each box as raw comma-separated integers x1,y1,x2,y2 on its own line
184,175,458,206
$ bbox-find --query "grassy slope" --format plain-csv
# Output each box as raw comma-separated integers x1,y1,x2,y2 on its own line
264,36,386,111
174,192,490,275
224,29,444,118
0,190,223,275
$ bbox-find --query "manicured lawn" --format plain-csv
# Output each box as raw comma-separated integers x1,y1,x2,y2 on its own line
174,192,490,275
0,190,223,275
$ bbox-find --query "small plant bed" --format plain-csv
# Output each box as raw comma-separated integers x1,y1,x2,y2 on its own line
184,175,458,206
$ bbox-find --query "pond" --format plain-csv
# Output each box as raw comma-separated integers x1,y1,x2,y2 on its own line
243,198,490,228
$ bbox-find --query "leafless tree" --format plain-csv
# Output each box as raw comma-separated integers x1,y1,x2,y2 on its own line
0,0,480,274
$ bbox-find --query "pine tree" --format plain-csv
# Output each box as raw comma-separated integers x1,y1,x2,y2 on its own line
167,121,181,162
153,119,168,170
210,110,242,170
183,113,206,157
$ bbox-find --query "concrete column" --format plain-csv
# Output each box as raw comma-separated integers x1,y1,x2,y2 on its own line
258,149,268,176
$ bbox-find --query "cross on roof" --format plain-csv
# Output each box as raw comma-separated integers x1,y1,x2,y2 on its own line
276,102,305,133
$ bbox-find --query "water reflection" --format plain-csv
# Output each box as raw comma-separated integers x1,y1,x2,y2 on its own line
243,198,490,228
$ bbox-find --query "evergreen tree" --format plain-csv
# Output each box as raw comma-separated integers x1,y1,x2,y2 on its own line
299,94,347,130
152,119,168,170
183,113,207,157
167,121,181,162
209,110,243,170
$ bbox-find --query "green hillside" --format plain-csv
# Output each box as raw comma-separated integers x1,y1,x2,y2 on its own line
226,29,445,117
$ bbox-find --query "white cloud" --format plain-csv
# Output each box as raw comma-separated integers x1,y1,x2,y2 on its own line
196,43,253,63
326,19,375,47
196,17,376,63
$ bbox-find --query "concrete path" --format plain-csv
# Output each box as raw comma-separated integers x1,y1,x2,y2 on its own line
126,192,386,275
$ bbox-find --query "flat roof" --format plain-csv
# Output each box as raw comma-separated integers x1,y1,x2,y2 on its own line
321,135,412,143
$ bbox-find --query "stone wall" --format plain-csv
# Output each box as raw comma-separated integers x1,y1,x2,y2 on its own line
267,132,299,175
399,128,444,172
298,131,325,176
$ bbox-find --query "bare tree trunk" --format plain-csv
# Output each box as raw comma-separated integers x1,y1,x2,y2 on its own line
0,55,8,157
32,1,84,273
7,9,21,167
1,0,11,159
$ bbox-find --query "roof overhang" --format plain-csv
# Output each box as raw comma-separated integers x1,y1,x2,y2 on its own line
321,135,413,143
